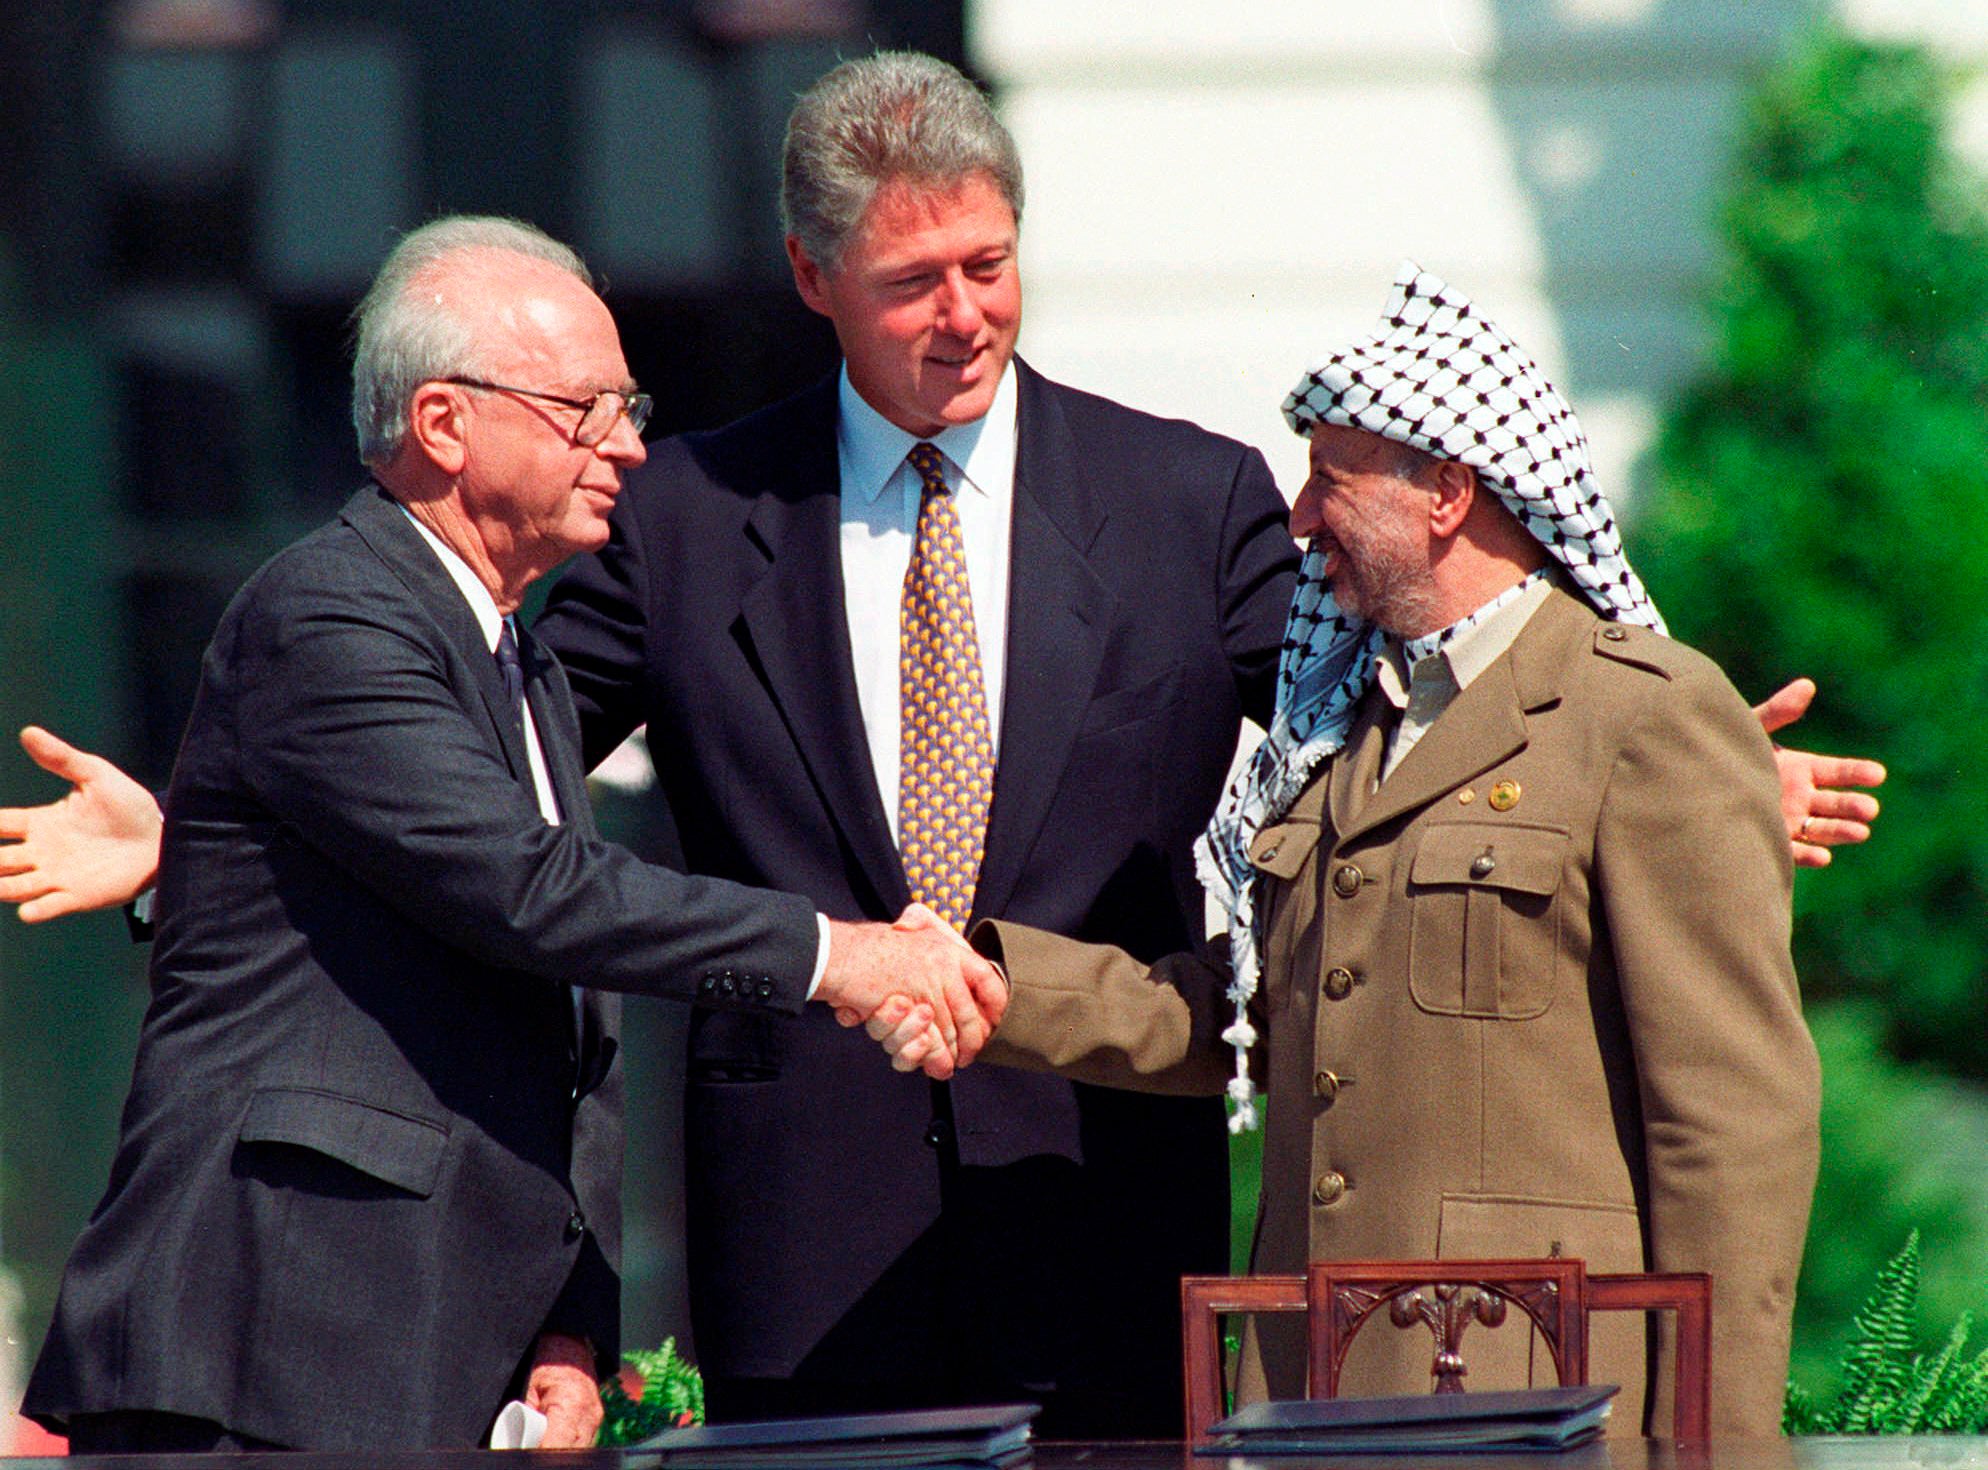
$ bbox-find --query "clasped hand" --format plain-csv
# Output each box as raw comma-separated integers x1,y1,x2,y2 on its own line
815,906,1007,1080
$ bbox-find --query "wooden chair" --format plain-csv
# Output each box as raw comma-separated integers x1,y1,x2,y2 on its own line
1182,1258,1712,1446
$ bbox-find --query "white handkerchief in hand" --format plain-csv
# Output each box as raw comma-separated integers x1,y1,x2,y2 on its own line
490,1399,548,1450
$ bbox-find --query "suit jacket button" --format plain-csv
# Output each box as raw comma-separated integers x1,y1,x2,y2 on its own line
565,1212,586,1241
719,976,736,996
699,976,716,994
1312,1171,1347,1206
757,980,774,1000
1322,967,1355,1001
1332,864,1364,898
922,1119,952,1149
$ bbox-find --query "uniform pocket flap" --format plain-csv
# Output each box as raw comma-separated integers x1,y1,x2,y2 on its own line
239,1087,448,1197
1249,817,1323,879
1409,822,1566,897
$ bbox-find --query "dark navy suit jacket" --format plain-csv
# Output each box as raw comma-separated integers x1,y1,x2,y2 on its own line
536,362,1299,1433
24,485,822,1449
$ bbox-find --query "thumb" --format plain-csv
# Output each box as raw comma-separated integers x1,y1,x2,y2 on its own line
19,726,96,784
1750,678,1815,737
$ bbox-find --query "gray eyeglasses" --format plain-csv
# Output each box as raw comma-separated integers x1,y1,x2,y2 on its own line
444,377,653,447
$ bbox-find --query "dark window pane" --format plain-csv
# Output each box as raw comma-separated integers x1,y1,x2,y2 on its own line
125,571,236,786
122,361,250,519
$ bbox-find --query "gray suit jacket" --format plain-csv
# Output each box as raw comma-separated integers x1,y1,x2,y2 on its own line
24,485,822,1449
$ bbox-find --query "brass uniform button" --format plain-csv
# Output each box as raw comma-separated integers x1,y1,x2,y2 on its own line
1602,626,1627,642
1469,853,1496,879
1313,1070,1341,1104
1312,1171,1347,1206
1331,863,1364,898
1488,780,1521,812
1323,966,1355,1001
1457,788,1475,805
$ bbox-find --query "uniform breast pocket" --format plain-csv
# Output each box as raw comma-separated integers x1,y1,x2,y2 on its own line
1406,821,1568,1019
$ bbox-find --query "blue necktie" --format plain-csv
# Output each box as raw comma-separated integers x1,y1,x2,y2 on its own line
496,620,526,717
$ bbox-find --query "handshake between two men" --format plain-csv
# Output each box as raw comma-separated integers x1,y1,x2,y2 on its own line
822,903,1007,1078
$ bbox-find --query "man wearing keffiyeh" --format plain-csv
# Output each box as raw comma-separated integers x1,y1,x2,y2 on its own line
887,265,1824,1437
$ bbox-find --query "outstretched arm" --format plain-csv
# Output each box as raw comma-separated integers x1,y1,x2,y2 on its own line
0,727,162,921
1750,678,1886,868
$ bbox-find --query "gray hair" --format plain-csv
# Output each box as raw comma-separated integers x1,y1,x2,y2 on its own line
350,215,593,468
781,50,1024,271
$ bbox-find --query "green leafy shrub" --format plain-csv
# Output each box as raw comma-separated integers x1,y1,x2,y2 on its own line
1787,1234,1988,1433
597,1337,705,1447
1636,27,1988,1080
1792,1004,1988,1389
1632,24,1988,1394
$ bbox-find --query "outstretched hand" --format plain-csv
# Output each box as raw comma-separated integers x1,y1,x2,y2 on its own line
1750,679,1886,869
0,727,163,921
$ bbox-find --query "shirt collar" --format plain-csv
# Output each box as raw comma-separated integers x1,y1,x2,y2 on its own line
399,503,506,653
836,359,1020,503
1377,569,1553,706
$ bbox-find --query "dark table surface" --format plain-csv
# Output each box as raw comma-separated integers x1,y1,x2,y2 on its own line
15,1440,1988,1469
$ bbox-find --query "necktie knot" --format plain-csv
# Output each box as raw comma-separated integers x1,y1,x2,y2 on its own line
907,442,949,500
495,621,525,712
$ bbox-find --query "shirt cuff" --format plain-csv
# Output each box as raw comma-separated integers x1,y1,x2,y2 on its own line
805,912,832,1000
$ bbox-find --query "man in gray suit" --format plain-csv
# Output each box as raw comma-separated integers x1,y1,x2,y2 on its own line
16,216,998,1453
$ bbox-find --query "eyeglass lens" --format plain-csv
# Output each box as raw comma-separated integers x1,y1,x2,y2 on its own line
575,391,653,447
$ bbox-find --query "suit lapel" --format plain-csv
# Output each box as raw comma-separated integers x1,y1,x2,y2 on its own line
340,485,534,787
735,382,909,912
971,367,1110,924
520,628,597,838
1334,588,1582,844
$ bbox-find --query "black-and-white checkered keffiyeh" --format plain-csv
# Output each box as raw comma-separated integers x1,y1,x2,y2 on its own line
1195,262,1666,1131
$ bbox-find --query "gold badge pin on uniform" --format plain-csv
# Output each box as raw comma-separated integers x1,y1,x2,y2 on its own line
1488,780,1521,812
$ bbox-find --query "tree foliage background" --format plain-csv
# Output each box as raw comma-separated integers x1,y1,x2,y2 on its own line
1634,27,1988,1392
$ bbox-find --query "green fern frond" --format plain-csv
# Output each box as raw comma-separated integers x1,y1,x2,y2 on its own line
1784,1233,1988,1435
1892,1313,1973,1431
1783,1381,1826,1435
1838,1232,1922,1432
597,1337,706,1447
1924,1349,1988,1433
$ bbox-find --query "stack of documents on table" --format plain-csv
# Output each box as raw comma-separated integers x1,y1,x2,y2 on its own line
636,1403,1037,1468
1199,1384,1618,1455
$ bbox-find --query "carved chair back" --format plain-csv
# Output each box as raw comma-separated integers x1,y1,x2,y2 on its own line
1181,1258,1711,1446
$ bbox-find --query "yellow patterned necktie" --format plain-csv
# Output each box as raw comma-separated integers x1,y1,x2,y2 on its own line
898,441,995,933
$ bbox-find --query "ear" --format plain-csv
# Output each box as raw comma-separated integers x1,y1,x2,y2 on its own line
1427,459,1476,540
405,381,470,477
786,236,835,318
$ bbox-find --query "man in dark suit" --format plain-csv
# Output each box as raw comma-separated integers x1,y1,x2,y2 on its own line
530,52,1299,1436
17,216,999,1454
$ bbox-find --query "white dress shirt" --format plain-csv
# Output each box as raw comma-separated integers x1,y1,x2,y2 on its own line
402,509,564,827
402,507,832,993
836,363,1018,845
